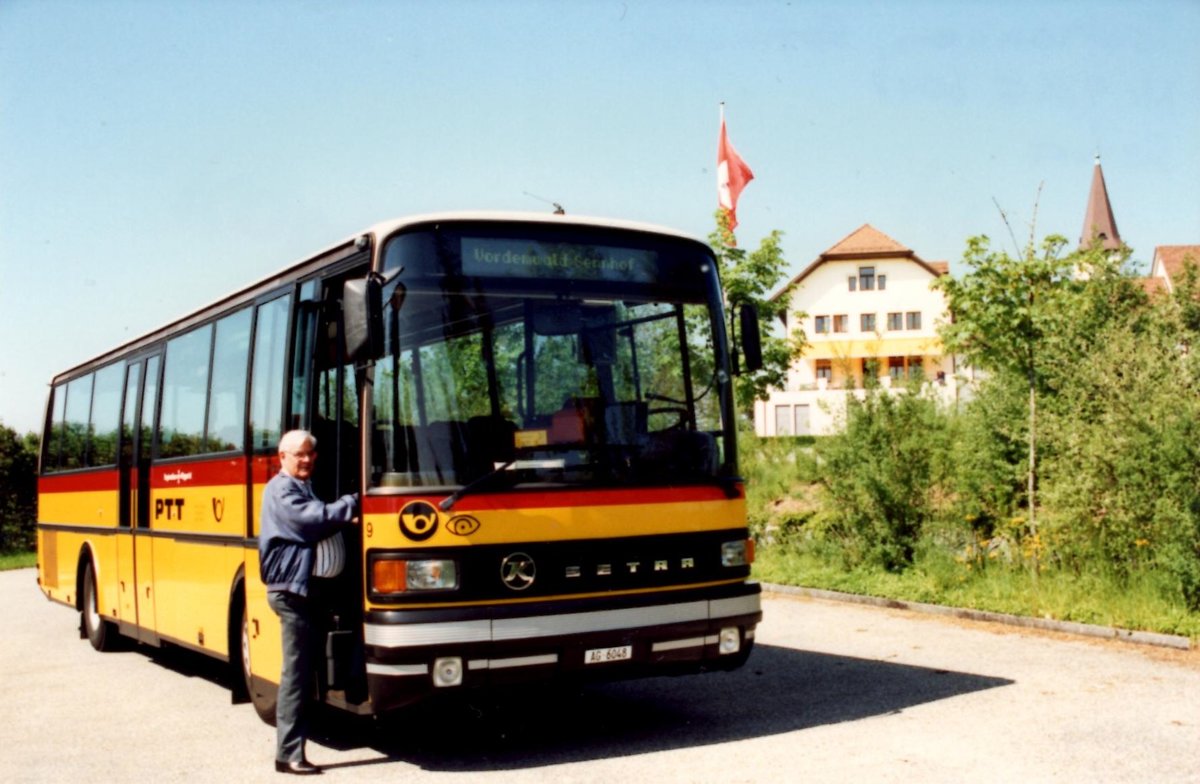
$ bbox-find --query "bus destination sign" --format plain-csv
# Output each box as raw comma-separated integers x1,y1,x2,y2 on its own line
462,238,659,283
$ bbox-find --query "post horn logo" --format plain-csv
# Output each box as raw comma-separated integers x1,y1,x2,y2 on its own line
399,501,439,542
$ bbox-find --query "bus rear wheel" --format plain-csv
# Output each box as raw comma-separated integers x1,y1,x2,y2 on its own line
239,601,277,725
81,560,117,652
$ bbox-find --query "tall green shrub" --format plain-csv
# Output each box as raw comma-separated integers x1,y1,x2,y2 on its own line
1038,264,1200,606
814,381,950,571
945,373,1028,537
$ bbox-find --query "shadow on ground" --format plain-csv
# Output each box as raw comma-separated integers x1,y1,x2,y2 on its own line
302,643,1013,773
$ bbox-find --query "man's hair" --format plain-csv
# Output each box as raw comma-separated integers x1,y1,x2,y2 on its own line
278,429,317,454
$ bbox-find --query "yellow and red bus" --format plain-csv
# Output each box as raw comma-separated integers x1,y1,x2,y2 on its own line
37,212,763,721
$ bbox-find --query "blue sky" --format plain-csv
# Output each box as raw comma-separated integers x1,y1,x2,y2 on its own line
2,0,1198,435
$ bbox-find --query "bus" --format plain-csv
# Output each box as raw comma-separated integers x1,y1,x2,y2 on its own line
36,211,764,721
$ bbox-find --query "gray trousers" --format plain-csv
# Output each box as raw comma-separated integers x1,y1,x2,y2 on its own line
268,591,315,763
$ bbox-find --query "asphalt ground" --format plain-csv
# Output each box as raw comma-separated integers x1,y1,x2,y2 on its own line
3,568,1197,783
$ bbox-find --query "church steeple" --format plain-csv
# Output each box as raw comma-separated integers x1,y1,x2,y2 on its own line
1080,156,1121,251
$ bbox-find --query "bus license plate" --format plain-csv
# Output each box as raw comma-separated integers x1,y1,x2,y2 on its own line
585,645,632,664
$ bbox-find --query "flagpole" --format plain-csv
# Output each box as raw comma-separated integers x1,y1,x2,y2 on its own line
718,101,728,245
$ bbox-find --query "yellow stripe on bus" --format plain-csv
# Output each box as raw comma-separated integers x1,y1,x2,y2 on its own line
363,497,745,549
39,490,119,527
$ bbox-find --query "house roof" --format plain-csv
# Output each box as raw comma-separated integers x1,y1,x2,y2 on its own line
1080,158,1122,251
1153,245,1200,284
1139,276,1169,297
773,223,946,300
822,223,912,257
1141,244,1200,295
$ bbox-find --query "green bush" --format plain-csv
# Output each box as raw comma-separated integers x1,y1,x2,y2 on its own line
813,379,950,572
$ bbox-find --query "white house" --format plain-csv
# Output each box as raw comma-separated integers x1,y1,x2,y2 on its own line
754,224,961,437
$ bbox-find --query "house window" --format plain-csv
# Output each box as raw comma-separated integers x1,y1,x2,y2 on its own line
906,311,922,330
887,312,903,331
815,360,832,381
888,356,905,380
814,315,830,334
907,356,925,379
860,313,876,332
878,274,887,291
833,315,848,333
848,276,857,292
794,405,811,437
859,267,875,290
774,405,793,436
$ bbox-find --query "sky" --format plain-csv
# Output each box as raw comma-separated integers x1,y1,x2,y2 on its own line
2,0,1198,435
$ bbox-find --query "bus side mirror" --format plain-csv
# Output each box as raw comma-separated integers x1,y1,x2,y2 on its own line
738,303,763,374
344,275,384,363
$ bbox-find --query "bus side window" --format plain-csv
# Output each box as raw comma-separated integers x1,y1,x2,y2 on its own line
250,294,291,451
160,325,212,458
43,383,67,472
62,374,94,470
89,363,123,467
206,309,251,453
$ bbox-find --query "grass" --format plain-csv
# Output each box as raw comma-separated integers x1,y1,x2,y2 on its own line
754,543,1200,639
0,551,36,571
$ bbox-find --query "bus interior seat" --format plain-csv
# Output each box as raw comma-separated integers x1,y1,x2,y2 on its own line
549,397,601,445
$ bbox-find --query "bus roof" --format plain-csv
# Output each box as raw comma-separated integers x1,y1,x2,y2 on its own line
49,211,708,384
360,210,704,245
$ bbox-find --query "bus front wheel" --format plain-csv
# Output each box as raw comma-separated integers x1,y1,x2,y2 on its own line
81,560,117,652
239,601,277,726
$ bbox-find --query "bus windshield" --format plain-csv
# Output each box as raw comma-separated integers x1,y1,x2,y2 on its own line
367,223,734,493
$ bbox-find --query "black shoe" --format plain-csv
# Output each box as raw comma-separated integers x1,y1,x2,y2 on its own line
275,759,322,775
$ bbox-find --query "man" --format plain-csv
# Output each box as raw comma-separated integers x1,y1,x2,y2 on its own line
259,429,359,775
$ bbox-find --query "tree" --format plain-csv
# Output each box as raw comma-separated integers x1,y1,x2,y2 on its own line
0,423,39,553
708,210,807,416
934,234,1080,544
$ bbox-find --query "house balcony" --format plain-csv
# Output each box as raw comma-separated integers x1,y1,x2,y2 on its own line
755,374,961,437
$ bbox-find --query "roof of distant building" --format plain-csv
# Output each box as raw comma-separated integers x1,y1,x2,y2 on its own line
774,224,946,300
821,223,911,257
1139,276,1169,297
1154,245,1200,280
1146,244,1200,294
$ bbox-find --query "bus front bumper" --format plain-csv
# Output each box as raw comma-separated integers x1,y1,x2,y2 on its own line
362,583,761,714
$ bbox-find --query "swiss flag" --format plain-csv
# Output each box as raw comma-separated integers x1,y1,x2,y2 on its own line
717,115,754,230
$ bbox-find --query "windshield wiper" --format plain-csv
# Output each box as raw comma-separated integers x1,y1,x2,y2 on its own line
439,460,517,512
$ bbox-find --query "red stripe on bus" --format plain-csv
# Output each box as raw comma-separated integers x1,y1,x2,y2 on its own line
365,484,742,513
39,470,120,494
148,456,248,488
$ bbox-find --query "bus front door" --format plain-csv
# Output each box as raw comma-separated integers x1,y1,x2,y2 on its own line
117,352,161,645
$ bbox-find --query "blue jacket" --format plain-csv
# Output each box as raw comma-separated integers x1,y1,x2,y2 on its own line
258,471,358,597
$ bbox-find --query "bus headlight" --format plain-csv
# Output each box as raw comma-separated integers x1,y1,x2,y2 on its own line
721,538,754,567
371,558,459,594
433,657,464,687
